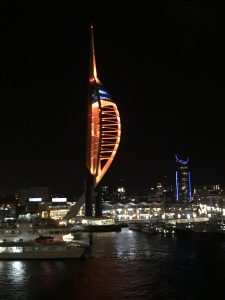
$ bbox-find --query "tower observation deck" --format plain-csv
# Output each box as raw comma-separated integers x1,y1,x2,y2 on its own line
64,25,121,221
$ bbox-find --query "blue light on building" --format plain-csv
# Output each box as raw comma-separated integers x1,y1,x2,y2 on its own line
175,154,192,203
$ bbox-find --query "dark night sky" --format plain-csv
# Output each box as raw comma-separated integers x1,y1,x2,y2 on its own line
0,1,225,196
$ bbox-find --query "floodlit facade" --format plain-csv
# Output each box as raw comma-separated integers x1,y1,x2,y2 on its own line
63,25,121,220
85,25,121,216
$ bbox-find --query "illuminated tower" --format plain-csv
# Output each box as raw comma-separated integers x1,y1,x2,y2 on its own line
85,25,121,217
175,154,192,203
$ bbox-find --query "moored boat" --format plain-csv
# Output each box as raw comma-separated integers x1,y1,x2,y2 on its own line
72,223,121,232
0,241,88,260
141,223,159,235
128,222,143,231
71,217,122,232
0,224,74,243
175,220,225,239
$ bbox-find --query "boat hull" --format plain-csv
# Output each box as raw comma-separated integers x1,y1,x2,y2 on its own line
0,243,86,260
72,224,121,232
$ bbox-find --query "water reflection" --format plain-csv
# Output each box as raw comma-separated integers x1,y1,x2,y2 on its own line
0,261,29,300
0,228,225,300
91,228,171,260
8,261,26,283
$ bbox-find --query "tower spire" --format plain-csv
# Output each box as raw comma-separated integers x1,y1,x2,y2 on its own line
90,24,100,83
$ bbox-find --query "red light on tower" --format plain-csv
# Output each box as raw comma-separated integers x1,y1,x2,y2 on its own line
89,77,95,83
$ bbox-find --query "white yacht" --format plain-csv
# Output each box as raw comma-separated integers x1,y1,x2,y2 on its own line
0,223,74,243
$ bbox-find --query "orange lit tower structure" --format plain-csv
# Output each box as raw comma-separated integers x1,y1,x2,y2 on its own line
85,25,121,217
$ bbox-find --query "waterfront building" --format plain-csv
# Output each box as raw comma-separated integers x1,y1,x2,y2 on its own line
15,192,225,225
13,187,49,219
175,154,192,203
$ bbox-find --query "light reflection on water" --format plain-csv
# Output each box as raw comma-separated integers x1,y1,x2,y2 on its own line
0,260,27,282
90,229,177,260
0,228,225,300
0,260,29,300
8,261,26,282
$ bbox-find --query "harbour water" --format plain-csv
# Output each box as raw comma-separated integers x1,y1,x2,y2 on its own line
0,227,225,300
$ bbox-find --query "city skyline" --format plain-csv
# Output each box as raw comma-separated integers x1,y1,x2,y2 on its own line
0,2,225,196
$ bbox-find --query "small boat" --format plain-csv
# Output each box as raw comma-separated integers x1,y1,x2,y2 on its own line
128,222,143,231
159,224,176,237
142,223,159,235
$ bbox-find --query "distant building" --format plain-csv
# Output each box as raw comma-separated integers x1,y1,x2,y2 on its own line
193,184,224,207
16,187,50,204
156,183,163,196
147,182,173,202
116,186,126,200
175,154,192,203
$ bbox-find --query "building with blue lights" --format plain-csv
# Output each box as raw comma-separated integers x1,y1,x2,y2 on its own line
175,154,192,203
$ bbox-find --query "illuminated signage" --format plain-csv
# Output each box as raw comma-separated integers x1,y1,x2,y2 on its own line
52,198,67,203
29,198,42,202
